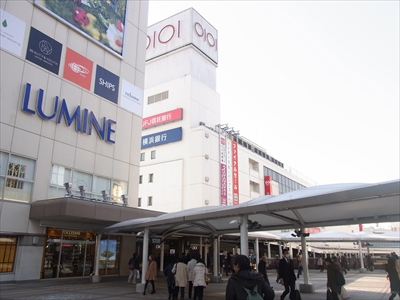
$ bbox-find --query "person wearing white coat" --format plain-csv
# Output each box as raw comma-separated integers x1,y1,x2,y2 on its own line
192,259,207,300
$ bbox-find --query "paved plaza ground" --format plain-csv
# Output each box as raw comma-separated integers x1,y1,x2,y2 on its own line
0,269,393,300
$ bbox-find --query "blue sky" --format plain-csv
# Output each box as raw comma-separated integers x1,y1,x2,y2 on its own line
148,1,399,185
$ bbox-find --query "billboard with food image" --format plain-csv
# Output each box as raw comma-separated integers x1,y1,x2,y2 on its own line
35,0,127,56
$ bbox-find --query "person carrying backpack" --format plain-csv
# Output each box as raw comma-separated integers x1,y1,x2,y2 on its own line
225,254,275,300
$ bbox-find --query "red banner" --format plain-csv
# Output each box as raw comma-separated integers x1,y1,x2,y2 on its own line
264,176,271,195
142,108,183,129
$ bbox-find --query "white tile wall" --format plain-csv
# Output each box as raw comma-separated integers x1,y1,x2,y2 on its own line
94,153,113,177
11,127,40,158
34,136,54,200
113,159,129,182
0,124,14,152
15,246,43,281
74,148,96,173
31,6,57,38
52,141,76,167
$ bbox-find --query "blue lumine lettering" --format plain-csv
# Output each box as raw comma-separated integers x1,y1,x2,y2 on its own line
22,83,116,144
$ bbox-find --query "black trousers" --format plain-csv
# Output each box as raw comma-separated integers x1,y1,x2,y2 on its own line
188,281,193,298
280,280,295,300
144,280,155,292
193,286,204,300
174,286,185,299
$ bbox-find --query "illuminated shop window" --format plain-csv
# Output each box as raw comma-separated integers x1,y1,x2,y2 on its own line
0,236,17,273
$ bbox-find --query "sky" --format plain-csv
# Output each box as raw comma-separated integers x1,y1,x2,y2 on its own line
147,1,399,185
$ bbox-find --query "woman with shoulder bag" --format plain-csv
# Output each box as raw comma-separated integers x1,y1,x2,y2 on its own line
143,254,157,295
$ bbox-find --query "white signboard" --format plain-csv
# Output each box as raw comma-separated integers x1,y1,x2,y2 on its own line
146,8,218,64
120,79,144,117
226,137,233,206
0,9,26,56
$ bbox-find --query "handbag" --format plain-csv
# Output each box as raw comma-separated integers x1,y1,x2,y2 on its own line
294,282,302,300
340,286,350,300
129,264,134,270
326,288,334,300
204,267,210,285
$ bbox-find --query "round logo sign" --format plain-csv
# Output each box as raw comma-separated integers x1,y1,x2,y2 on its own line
39,40,53,55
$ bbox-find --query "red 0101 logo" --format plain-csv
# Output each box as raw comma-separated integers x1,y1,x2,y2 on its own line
147,20,217,51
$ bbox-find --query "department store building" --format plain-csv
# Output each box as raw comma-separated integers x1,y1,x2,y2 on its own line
0,0,163,282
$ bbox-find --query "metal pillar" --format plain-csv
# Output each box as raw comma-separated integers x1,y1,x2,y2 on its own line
213,237,218,276
358,241,366,272
240,215,249,256
299,230,315,293
267,243,271,258
255,238,260,266
200,237,203,259
279,243,283,258
94,234,101,275
141,228,150,284
160,241,165,271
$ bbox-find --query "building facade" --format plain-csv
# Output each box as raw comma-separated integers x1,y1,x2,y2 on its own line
138,8,312,213
0,0,163,282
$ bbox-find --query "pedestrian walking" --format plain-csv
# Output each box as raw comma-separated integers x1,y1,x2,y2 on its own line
187,254,198,299
128,253,137,283
164,257,178,300
325,256,344,300
339,252,348,275
258,256,270,285
296,251,303,279
274,254,280,283
278,248,296,300
385,252,400,300
225,254,275,300
172,256,188,300
192,258,207,300
143,254,157,295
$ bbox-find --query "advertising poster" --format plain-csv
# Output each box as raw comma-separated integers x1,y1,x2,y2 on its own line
232,141,239,205
219,132,227,206
26,27,62,75
94,65,120,104
34,0,127,56
141,127,182,149
120,79,144,117
226,137,233,206
63,47,93,90
0,9,26,57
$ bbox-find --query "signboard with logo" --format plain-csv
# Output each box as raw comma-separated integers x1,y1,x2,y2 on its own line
146,8,218,64
0,9,26,57
94,65,120,104
142,108,183,129
226,137,233,206
34,0,127,56
26,27,62,75
63,47,93,90
264,175,279,196
120,79,143,116
232,141,239,205
141,127,182,149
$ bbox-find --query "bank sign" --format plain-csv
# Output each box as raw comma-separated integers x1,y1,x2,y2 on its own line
141,127,182,149
146,8,218,64
22,83,117,144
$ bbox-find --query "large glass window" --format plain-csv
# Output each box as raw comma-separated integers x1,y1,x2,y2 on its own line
0,236,17,273
48,165,127,204
43,228,118,279
0,152,35,202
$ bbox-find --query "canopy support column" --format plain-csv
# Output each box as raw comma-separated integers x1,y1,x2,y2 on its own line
358,241,367,273
160,240,165,272
240,215,249,256
255,237,260,268
299,229,315,293
136,227,149,293
90,233,102,282
267,243,271,259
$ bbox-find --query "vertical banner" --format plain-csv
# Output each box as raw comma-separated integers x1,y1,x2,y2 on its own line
226,137,233,206
219,131,227,206
264,176,272,195
232,141,239,205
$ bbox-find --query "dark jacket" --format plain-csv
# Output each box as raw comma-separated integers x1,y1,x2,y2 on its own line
258,260,270,285
327,261,343,294
164,263,176,288
278,257,296,283
225,270,275,300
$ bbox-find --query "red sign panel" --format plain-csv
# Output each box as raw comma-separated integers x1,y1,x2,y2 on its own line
264,176,272,195
63,48,93,90
232,141,239,205
142,108,183,129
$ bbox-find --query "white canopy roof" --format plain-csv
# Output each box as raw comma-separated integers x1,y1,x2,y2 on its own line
103,180,400,239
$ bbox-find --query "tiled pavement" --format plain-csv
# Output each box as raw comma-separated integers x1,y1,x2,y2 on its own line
0,269,393,300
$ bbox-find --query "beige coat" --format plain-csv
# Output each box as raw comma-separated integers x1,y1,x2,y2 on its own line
145,260,157,281
172,262,188,287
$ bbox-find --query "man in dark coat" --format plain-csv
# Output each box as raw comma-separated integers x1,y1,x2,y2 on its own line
278,249,296,300
226,254,275,300
258,256,270,285
339,252,348,274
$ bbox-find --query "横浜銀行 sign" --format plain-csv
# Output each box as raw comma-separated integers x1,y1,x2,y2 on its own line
22,83,117,144
141,127,182,149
